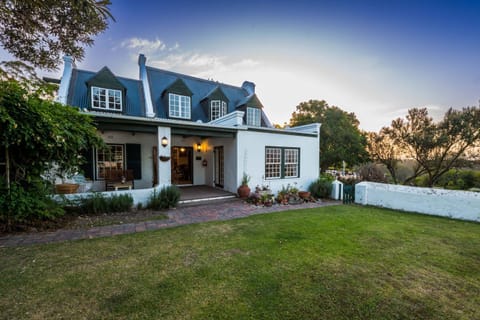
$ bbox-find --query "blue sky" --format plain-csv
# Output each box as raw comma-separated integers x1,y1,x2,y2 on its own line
7,0,480,131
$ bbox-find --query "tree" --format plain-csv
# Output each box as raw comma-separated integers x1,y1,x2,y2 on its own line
0,0,114,70
366,129,401,184
373,107,480,187
289,99,369,170
0,79,104,228
1,80,104,185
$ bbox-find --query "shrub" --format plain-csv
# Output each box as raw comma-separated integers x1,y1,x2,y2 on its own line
147,185,181,210
0,179,64,232
356,163,388,183
309,174,334,199
78,193,133,214
421,169,480,190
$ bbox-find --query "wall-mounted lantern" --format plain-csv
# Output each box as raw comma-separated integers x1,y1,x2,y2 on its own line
161,136,168,148
196,143,202,152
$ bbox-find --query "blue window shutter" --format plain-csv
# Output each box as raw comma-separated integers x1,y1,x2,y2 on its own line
126,144,142,179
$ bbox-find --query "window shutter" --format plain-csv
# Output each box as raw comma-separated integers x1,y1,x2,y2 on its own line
80,147,94,180
126,144,142,179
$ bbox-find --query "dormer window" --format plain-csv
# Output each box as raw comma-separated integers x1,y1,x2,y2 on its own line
246,107,261,126
91,86,122,111
211,100,227,120
169,93,191,119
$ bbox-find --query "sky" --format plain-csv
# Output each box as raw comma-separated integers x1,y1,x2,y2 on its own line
5,0,480,131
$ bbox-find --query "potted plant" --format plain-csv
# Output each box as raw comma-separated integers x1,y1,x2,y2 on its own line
237,173,251,198
298,191,311,200
260,193,274,207
54,166,79,194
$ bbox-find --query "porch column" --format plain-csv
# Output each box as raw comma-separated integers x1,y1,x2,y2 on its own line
157,126,171,186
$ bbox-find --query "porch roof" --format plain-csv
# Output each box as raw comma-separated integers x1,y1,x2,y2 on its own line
85,111,318,138
90,111,238,138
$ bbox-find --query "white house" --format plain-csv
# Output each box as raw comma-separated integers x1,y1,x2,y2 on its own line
56,54,320,195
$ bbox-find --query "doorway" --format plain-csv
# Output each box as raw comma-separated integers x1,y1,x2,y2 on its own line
171,146,193,185
214,146,224,188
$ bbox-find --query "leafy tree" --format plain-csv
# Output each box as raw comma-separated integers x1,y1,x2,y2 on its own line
0,0,114,70
366,129,401,184
289,99,369,170
0,79,104,228
1,80,104,186
373,107,480,187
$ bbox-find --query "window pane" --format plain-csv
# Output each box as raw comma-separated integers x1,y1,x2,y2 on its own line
91,86,122,111
96,145,124,179
247,107,261,126
211,100,221,120
169,93,190,119
284,149,299,177
265,147,281,179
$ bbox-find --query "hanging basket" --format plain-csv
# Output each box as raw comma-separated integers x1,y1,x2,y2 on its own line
159,156,171,162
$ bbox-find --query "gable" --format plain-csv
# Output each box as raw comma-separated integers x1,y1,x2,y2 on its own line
162,78,193,97
236,93,264,109
202,86,229,102
86,66,126,91
200,86,230,120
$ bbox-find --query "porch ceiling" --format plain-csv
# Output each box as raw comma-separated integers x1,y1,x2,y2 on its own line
94,116,236,138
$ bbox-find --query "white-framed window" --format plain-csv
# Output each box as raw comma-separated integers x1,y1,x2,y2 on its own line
246,107,261,126
265,147,300,179
91,86,122,111
169,93,191,119
265,147,282,179
96,144,124,179
284,148,299,178
211,100,227,120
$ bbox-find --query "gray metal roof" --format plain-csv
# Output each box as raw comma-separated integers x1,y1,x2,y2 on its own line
67,68,146,117
66,65,272,126
146,66,252,123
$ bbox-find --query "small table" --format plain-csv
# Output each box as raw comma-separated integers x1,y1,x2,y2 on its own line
113,182,133,191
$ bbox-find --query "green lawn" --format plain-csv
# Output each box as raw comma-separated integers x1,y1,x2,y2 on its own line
1,205,479,319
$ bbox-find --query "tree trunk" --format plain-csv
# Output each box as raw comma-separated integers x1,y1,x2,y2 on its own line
5,145,10,191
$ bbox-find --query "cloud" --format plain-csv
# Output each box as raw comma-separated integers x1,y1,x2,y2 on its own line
120,37,167,54
119,37,261,84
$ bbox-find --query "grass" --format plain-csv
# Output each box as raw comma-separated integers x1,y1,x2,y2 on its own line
1,205,479,319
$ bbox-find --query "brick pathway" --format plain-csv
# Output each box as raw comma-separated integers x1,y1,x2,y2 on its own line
0,199,340,247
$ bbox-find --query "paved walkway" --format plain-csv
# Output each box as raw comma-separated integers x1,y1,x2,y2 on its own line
0,199,340,247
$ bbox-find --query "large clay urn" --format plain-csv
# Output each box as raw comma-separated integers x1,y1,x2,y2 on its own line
237,185,251,199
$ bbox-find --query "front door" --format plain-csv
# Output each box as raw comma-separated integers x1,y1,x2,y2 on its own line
214,146,224,188
171,146,193,185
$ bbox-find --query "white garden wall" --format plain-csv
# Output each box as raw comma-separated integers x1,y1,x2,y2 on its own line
57,184,168,206
355,182,480,222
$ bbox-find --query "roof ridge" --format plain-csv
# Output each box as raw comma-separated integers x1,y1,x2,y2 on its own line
74,68,141,83
145,65,244,90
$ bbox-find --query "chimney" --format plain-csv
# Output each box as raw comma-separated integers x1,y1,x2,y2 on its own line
56,56,75,104
241,81,255,95
138,54,155,117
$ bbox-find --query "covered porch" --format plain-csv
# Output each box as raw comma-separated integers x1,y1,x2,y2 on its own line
84,114,239,193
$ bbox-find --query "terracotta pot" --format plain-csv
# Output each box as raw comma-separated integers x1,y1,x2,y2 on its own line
298,191,311,199
237,185,251,198
55,183,79,194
